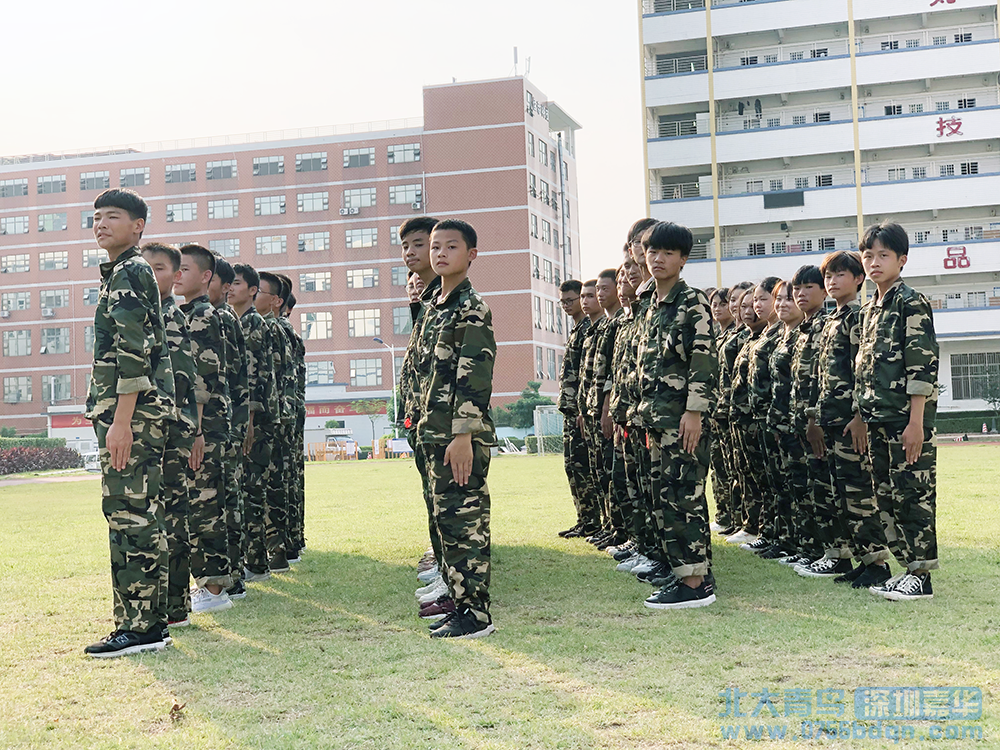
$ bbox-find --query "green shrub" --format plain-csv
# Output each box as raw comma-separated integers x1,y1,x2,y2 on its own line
0,437,67,450
0,446,83,476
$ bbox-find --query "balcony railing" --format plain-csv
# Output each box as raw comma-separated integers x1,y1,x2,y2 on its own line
856,24,995,55
720,166,856,196
642,0,705,12
860,88,1000,119
647,54,709,77
655,181,703,200
720,235,855,258
650,118,701,139
717,104,852,133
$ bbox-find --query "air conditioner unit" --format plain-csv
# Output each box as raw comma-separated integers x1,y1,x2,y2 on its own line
411,202,422,211
0,310,9,318
41,307,55,317
339,207,361,216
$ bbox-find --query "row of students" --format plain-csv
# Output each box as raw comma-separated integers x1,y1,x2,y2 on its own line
84,188,306,658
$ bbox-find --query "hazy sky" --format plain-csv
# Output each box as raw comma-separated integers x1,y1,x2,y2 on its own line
5,0,645,279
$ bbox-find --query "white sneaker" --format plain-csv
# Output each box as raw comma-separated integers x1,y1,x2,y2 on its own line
869,573,908,599
191,587,233,614
725,530,756,544
709,522,725,533
415,576,443,597
616,553,642,572
417,567,440,583
417,580,448,604
243,568,271,583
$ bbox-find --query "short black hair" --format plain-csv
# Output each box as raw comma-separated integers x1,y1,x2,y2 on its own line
275,273,292,304
860,222,909,258
560,279,582,294
180,244,216,277
757,276,782,295
213,255,235,286
792,264,824,287
286,292,297,312
729,281,754,300
399,216,439,240
627,218,657,244
432,219,477,250
233,263,259,291
820,250,865,292
583,279,597,288
258,271,280,296
598,268,617,281
645,221,694,257
94,188,148,222
140,242,180,272
709,287,729,304
774,279,793,300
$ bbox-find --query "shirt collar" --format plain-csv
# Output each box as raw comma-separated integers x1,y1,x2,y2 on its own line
428,277,472,309
99,246,139,280
872,279,904,308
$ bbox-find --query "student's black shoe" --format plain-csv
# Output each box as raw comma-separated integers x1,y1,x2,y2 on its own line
743,537,771,553
596,534,626,551
717,526,736,537
428,611,457,631
84,627,167,658
647,570,679,588
612,544,637,562
160,623,172,645
834,562,868,584
851,563,892,589
758,545,786,560
577,527,602,540
587,530,612,546
226,579,247,600
429,611,495,639
644,579,716,610
558,524,581,538
635,561,668,584
886,572,933,601
268,550,290,572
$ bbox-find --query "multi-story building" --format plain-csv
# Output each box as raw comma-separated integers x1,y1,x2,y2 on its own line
641,0,1000,413
0,77,581,441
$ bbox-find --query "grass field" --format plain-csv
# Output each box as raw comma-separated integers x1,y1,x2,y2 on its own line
2,445,998,749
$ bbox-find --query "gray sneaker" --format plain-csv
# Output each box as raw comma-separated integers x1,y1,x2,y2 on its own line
191,587,233,614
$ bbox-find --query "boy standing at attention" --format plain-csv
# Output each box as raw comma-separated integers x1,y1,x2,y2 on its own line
637,221,718,610
84,189,176,658
856,222,939,601
415,219,497,639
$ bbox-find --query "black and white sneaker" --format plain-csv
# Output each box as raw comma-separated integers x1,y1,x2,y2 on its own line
797,556,853,578
852,563,891,589
886,573,933,601
429,611,495,639
84,628,168,658
635,561,668,584
834,562,867,584
644,579,716,610
226,579,247,600
759,545,787,560
612,543,637,561
741,537,771,553
869,572,908,599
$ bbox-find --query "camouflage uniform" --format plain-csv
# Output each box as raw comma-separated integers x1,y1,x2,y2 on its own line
86,247,175,632
789,309,830,560
588,309,628,536
276,315,306,554
161,296,198,621
181,294,232,589
240,305,278,574
814,302,891,565
708,323,736,530
606,309,640,544
747,322,785,542
413,278,496,625
577,316,609,532
767,325,807,554
266,313,295,557
628,280,661,557
721,327,750,530
557,315,598,532
856,280,939,572
217,303,249,581
729,327,765,535
636,280,718,578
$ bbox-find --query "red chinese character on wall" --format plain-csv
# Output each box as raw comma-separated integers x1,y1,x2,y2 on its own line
944,246,970,269
929,0,956,6
936,116,963,137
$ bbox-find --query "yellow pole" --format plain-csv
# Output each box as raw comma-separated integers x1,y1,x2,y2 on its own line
847,0,865,244
706,2,722,288
639,0,651,217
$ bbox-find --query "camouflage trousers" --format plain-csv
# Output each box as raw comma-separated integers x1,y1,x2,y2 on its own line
412,428,442,568
243,424,273,574
584,418,612,532
422,441,492,625
804,432,836,560
868,423,938,572
707,419,733,529
161,436,192,621
189,434,232,589
826,427,891,565
647,427,712,578
291,415,306,551
731,419,766,536
265,423,293,555
95,420,168,633
563,417,601,532
776,429,810,555
623,427,658,556
758,426,786,542
224,436,246,581
608,438,629,538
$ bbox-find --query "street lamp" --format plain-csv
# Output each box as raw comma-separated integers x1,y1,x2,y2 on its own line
373,337,397,438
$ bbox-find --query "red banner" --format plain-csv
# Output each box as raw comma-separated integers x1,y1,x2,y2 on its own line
305,401,387,418
50,414,92,429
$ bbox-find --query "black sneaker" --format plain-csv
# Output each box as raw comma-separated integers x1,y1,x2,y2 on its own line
797,556,853,579
886,572,933,601
834,563,868,584
429,611,496,639
84,627,167,658
596,534,625,551
612,544,637,562
428,611,457,631
852,563,891,590
647,570,679,588
743,537,771,553
160,623,172,645
635,561,668,584
268,550,290,573
644,579,716,610
226,579,247,600
758,545,786,560
558,524,581,538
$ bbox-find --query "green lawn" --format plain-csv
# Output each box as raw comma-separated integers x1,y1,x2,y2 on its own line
2,446,998,749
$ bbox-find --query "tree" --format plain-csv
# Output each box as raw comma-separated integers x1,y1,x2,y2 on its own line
324,419,345,429
350,399,388,445
982,369,1000,433
495,381,554,429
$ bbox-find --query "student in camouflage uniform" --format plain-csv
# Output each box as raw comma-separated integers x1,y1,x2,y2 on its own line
856,222,940,601
176,245,233,612
810,251,893,586
142,244,198,628
636,222,718,610
719,283,753,543
84,190,176,658
413,219,497,640
575,280,608,536
276,278,306,560
556,280,594,538
707,289,736,535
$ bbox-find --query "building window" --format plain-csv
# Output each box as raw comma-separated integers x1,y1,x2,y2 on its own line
539,180,550,204
3,376,31,403
346,227,377,249
741,55,759,66
388,183,422,205
41,374,71,402
810,48,828,58
1,291,29,311
954,32,972,44
40,288,69,308
81,210,95,229
545,300,555,331
38,212,68,232
80,171,110,191
206,159,237,180
296,152,327,172
297,191,329,213
165,163,196,183
539,140,548,167
912,166,927,179
530,214,539,238
951,352,1000,400
391,266,407,286
529,173,537,198
210,238,240,258
556,310,563,335
531,255,540,279
40,327,70,354
84,325,95,353
887,168,906,181
533,296,542,329
347,309,380,338
255,195,285,216
1,253,29,273
83,248,109,267
940,164,956,177
298,231,330,252
387,143,420,164
299,271,331,292
553,229,560,252
306,361,336,385
0,215,28,235
207,199,239,219
347,268,379,289
815,174,833,188
965,226,984,241
300,311,332,340
527,132,535,157
253,155,284,176
166,202,197,222
394,356,404,380
543,259,553,283
393,307,412,335
120,167,149,187
536,346,544,379
547,349,557,381
909,103,924,114
958,98,976,110
38,252,68,272
884,105,902,117
37,175,66,194
344,147,375,168
83,287,100,306
389,226,401,245
905,39,920,49
350,358,382,387
3,330,31,357
343,187,376,209
0,178,28,198
542,220,552,245
817,237,836,251
961,162,979,176
256,236,286,255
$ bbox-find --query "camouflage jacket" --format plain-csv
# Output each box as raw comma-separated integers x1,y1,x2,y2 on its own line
789,308,829,433
278,315,306,420
180,294,229,440
606,311,637,425
813,301,861,427
401,276,442,430
557,316,590,417
587,307,625,416
270,315,296,426
766,324,800,432
715,326,750,422
626,280,656,426
747,322,783,417
729,326,761,422
636,279,718,431
218,303,250,437
86,247,175,426
414,277,496,446
240,306,278,426
855,279,938,427
162,296,198,447
576,316,606,421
